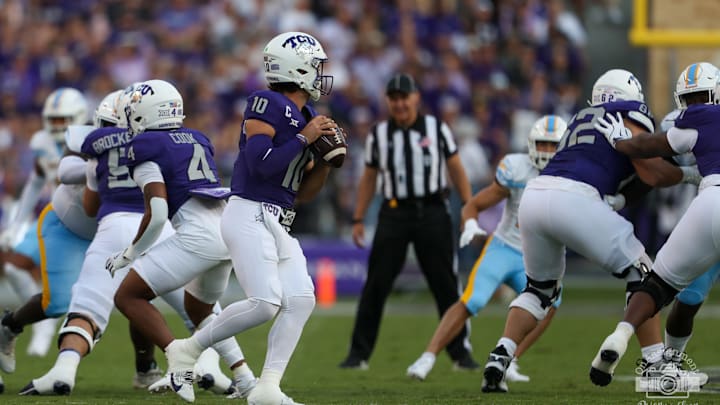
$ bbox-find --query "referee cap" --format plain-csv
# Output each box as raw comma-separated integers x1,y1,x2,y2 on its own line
386,73,418,95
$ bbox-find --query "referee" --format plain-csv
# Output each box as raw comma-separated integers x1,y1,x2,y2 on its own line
339,73,476,370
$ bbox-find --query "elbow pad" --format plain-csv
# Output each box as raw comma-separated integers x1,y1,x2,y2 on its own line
58,156,88,185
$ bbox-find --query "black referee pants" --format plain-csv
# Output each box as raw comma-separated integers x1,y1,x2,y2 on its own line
347,197,472,362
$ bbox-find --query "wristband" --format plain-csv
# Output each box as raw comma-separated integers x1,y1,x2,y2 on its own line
352,218,363,224
296,133,308,146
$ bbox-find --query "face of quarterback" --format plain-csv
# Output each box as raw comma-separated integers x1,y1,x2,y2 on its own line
386,91,420,127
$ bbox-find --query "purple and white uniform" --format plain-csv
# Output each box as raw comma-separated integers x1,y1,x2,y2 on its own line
518,101,655,285
653,104,720,290
224,89,316,305
126,127,232,305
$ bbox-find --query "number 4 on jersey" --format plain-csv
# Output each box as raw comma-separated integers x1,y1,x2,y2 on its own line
188,143,217,182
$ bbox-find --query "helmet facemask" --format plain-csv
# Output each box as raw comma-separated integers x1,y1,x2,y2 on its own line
527,115,567,170
264,32,333,101
674,62,720,109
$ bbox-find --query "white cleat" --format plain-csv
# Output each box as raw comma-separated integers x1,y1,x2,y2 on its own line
0,323,17,373
227,373,258,399
133,365,164,389
27,318,57,357
247,383,304,405
590,331,628,386
18,372,74,396
154,339,201,402
406,353,436,381
194,348,232,394
506,358,530,383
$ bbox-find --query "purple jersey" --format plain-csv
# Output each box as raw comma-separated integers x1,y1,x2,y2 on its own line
231,90,316,208
675,104,720,177
81,126,145,221
127,127,221,218
542,101,655,196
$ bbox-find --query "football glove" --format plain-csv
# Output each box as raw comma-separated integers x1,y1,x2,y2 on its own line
106,247,136,277
459,218,487,248
594,112,632,148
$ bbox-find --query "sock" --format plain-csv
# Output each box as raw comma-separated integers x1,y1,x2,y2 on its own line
233,362,254,379
641,343,664,364
52,349,81,378
615,322,635,341
259,368,282,387
665,331,692,354
497,337,517,358
136,358,157,373
420,352,436,362
263,296,314,373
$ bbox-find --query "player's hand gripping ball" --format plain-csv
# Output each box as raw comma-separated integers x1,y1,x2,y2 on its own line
312,127,347,168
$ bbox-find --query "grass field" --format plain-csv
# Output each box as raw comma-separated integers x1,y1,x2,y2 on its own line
2,286,720,404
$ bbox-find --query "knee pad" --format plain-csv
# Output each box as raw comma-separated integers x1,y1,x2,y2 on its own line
614,253,652,282
509,277,561,321
634,271,679,315
58,313,100,353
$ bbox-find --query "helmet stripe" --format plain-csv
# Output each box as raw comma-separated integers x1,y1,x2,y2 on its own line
52,89,64,109
547,115,555,132
686,64,698,87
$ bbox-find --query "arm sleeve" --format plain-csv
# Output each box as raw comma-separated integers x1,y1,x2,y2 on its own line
244,134,305,179
58,156,88,185
666,127,698,155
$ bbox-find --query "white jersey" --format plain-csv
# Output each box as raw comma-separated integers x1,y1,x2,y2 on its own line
51,183,96,240
494,153,538,251
29,129,64,182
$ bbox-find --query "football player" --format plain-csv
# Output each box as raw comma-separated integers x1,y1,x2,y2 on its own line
407,115,567,383
160,31,338,405
0,88,88,359
480,69,700,393
108,79,257,402
592,62,720,386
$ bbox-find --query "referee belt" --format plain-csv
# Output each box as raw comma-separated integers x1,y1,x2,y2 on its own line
384,194,445,209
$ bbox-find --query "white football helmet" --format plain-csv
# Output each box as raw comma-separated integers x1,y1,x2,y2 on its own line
263,31,333,101
527,115,567,170
674,62,720,109
93,90,123,128
591,69,645,106
124,79,184,133
42,87,88,142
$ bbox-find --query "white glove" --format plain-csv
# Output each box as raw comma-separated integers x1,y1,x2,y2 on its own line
459,218,487,248
594,112,632,148
106,247,136,277
680,165,702,185
603,194,626,211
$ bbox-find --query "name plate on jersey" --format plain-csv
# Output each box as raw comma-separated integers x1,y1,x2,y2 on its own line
262,202,296,230
189,187,232,200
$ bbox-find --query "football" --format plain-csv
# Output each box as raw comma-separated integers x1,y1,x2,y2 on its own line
312,127,347,168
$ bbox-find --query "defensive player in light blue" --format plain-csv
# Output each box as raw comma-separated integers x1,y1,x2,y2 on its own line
479,69,700,393
108,80,257,403
592,61,720,387
162,31,340,405
406,115,566,383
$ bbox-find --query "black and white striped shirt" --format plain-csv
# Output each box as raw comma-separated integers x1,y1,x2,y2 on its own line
364,114,458,200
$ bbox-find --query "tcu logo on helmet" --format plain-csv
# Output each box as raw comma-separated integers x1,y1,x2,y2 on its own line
282,34,316,49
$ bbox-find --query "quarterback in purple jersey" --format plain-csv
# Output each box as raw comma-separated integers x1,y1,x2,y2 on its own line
480,69,700,393
107,80,256,402
163,31,339,405
591,63,720,388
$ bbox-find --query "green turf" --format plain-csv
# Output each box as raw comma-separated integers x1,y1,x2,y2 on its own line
2,287,719,404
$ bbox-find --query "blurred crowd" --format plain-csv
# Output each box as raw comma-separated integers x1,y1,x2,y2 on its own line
0,0,595,238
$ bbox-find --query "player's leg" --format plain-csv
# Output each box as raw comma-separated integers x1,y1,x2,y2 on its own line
665,263,719,361
248,236,315,404
340,207,410,369
483,189,565,393
592,190,720,386
408,237,510,380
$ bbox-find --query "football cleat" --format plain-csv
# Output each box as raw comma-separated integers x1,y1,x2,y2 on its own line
590,331,628,386
407,353,436,381
482,346,511,393
338,356,369,370
151,339,202,402
0,319,18,373
226,374,258,399
194,348,232,394
247,383,304,405
0,374,4,394
133,364,164,389
18,378,72,396
506,358,530,382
